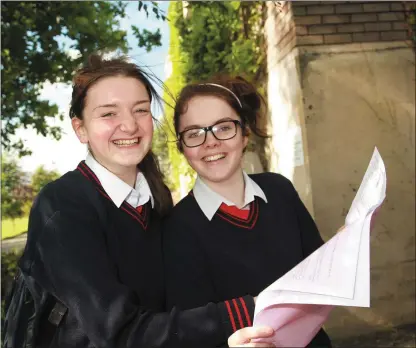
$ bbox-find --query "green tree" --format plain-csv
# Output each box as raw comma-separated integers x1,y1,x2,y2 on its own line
152,116,174,188
1,156,28,221
31,165,60,197
174,1,266,83
1,1,165,155
162,2,196,196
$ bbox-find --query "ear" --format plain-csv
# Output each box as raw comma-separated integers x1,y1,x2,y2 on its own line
176,139,184,153
242,127,250,148
71,117,88,144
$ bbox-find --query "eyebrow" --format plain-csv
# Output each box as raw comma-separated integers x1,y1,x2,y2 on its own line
93,99,150,111
181,117,235,132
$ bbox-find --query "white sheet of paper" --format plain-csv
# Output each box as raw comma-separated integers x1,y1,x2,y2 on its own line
253,147,386,347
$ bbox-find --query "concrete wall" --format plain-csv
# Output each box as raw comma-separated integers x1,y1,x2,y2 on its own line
265,1,415,338
301,41,415,337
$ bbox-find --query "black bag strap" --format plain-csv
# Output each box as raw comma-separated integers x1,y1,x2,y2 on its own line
47,301,67,327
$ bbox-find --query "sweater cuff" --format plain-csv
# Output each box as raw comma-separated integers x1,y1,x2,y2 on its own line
218,295,255,338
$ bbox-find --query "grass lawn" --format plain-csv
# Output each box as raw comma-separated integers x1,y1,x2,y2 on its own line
1,216,29,240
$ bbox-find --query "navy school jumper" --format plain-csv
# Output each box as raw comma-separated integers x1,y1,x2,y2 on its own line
17,161,254,348
163,172,332,347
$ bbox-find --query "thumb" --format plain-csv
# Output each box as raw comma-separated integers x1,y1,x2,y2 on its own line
228,326,274,347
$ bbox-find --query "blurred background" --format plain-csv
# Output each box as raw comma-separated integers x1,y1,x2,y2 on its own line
1,1,415,346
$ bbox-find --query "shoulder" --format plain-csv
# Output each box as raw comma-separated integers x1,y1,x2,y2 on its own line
31,170,99,224
249,172,296,193
24,170,100,262
169,193,200,219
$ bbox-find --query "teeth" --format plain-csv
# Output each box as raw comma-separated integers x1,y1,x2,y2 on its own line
113,138,139,146
204,153,226,162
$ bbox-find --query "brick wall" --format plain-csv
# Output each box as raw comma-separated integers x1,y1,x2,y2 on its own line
291,1,409,45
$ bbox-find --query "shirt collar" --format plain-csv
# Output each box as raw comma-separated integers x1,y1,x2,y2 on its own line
193,171,267,221
85,153,154,208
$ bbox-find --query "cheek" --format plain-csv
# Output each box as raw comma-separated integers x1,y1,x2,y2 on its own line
139,116,154,141
87,121,115,144
183,147,200,163
225,137,246,154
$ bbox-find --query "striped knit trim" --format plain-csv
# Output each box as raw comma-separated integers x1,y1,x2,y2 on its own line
76,161,149,230
224,297,252,332
239,297,252,326
219,203,250,220
189,191,259,229
216,199,259,230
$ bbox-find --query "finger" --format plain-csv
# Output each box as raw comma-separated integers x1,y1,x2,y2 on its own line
240,343,274,347
228,326,274,347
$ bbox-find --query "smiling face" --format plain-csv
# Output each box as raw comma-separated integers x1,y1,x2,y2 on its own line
179,96,248,185
72,76,153,176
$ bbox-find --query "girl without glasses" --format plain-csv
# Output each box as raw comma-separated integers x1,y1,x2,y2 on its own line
163,76,332,347
2,56,273,348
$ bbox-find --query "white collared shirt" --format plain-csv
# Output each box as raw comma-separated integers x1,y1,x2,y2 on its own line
85,153,154,209
193,171,268,221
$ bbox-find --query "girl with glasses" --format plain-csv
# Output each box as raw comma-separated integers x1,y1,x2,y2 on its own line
163,77,332,347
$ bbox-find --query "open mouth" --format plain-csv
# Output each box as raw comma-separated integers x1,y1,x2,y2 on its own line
203,153,226,163
112,138,140,147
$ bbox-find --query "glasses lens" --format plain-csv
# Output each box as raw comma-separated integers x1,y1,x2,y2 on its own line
212,121,237,140
182,128,206,147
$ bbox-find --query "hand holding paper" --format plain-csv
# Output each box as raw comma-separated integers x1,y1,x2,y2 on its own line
253,147,387,347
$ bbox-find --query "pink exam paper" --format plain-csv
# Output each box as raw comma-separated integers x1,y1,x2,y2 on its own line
253,304,333,347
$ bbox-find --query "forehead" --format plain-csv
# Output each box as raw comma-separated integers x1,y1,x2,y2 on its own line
86,76,149,106
180,96,239,127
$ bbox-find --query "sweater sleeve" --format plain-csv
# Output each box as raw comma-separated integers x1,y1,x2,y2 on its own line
29,187,252,348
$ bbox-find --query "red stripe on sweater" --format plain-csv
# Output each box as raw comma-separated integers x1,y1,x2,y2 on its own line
225,300,237,332
232,298,244,329
239,297,252,326
219,203,250,220
120,205,147,229
80,162,101,185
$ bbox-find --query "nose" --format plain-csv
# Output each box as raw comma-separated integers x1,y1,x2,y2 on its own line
204,130,220,148
119,111,139,134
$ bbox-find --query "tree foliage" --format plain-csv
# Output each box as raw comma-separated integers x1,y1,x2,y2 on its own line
1,156,29,220
1,1,164,155
30,165,60,197
173,1,266,83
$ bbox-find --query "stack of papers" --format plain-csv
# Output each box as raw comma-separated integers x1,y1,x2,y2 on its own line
253,147,387,347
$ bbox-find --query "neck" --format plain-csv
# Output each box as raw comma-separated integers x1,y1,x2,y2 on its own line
114,168,137,188
203,169,245,208
90,153,138,187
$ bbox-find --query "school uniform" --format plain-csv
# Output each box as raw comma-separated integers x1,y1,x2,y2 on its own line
18,154,254,348
163,171,332,347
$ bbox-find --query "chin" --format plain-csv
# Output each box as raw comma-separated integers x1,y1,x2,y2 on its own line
202,172,233,184
113,156,141,169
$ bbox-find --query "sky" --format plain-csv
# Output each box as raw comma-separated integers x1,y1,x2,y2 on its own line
15,1,170,175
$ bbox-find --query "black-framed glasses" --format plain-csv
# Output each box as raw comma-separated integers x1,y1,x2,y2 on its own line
179,120,243,148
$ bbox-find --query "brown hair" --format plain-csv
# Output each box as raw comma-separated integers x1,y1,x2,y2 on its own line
173,76,269,151
70,54,173,217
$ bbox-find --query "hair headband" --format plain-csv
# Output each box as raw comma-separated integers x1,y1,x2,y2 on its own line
201,83,242,108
